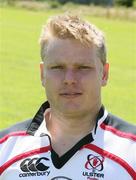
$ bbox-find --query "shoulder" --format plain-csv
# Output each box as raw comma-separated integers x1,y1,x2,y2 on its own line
0,119,32,140
101,113,136,141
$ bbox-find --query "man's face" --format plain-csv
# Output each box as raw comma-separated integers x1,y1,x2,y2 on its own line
41,38,108,118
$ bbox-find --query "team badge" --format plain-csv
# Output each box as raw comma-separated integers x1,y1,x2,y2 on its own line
83,154,105,179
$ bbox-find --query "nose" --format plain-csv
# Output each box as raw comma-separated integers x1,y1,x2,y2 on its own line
63,69,77,85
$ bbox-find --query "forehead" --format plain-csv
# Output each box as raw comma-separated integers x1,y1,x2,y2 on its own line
45,38,98,65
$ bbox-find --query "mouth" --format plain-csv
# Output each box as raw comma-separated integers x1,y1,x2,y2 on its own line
59,92,82,98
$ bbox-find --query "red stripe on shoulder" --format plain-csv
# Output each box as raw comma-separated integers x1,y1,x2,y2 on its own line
0,131,29,144
83,144,136,179
0,146,51,175
100,123,136,141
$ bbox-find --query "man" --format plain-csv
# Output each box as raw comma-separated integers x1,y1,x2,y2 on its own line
0,14,136,180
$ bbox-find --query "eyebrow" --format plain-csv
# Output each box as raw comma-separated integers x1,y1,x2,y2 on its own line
47,58,95,64
46,62,95,67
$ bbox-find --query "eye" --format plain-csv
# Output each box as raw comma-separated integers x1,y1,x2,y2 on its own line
50,65,64,69
78,66,91,70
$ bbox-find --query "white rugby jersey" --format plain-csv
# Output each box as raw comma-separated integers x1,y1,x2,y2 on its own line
0,101,136,180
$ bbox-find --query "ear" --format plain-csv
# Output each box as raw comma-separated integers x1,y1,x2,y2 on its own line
101,63,109,86
40,62,45,87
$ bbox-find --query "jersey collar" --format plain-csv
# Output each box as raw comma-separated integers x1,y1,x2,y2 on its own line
27,101,108,137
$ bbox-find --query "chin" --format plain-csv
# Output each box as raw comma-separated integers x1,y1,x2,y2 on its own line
60,105,83,115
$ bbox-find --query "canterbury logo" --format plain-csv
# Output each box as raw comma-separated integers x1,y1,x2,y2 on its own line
20,157,50,172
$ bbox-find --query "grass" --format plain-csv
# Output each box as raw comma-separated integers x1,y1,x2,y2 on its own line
0,6,136,129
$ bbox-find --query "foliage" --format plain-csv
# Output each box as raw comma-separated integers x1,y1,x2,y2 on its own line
115,0,134,7
1,0,136,7
56,0,113,5
58,0,134,6
2,0,17,5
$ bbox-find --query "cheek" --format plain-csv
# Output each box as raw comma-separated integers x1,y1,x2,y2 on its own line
82,73,102,94
45,76,57,100
46,70,64,79
45,71,62,89
93,68,103,87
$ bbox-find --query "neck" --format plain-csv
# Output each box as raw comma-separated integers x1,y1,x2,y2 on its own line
45,104,101,156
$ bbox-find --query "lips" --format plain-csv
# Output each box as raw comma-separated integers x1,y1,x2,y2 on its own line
59,92,82,98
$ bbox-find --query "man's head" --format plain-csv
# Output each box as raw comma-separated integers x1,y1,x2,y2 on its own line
39,14,107,65
39,14,109,118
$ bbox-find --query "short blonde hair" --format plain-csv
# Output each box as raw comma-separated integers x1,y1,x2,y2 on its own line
39,14,107,65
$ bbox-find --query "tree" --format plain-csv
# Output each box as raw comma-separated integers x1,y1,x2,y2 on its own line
115,0,134,7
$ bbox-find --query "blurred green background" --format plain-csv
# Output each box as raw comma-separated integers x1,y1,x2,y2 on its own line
0,0,136,129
